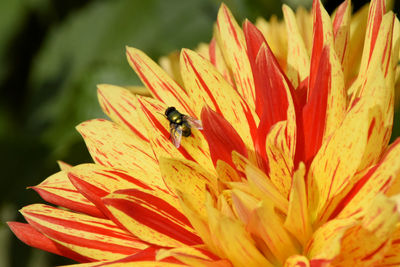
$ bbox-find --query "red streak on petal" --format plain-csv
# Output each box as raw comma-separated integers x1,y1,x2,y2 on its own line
182,51,222,115
104,190,202,246
103,170,153,191
98,89,149,142
31,186,105,218
8,222,93,263
361,240,388,261
209,38,217,66
23,213,143,256
368,0,385,64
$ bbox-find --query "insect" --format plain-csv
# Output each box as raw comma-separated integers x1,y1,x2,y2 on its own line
164,106,203,148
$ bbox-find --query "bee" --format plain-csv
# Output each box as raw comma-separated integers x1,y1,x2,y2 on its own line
164,107,203,148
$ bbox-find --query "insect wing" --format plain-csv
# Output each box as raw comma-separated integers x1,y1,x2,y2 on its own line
183,115,203,130
170,124,183,148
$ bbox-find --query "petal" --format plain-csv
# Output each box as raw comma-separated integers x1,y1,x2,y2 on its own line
209,38,235,86
305,218,356,261
68,164,169,218
284,255,310,267
8,222,91,263
137,96,214,174
102,188,202,247
248,200,299,263
232,151,289,214
380,224,400,266
206,199,273,266
97,84,149,142
264,121,294,198
307,86,385,224
20,204,148,261
231,189,258,225
215,4,256,108
201,107,248,169
332,0,351,71
180,48,257,149
31,170,104,218
331,138,400,219
126,47,196,116
77,119,160,181
332,194,399,266
284,162,312,246
158,157,218,217
282,4,310,88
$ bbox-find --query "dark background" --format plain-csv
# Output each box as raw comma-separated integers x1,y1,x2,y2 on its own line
0,0,398,266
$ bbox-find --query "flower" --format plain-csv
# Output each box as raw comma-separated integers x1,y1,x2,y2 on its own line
8,0,400,266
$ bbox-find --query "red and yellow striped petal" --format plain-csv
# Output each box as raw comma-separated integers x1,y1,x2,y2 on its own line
8,222,91,263
31,170,104,218
103,188,202,247
380,225,400,266
332,194,399,266
20,204,148,261
247,200,299,263
231,189,258,225
265,121,294,198
158,157,217,217
68,163,170,217
308,89,385,223
284,163,312,246
77,119,160,181
206,200,273,266
126,47,196,117
137,96,214,174
332,0,351,73
283,4,310,88
209,38,234,86
180,48,257,149
215,4,256,108
97,84,149,142
334,138,400,219
305,218,356,261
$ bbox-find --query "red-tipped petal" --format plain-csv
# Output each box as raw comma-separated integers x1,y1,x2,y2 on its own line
8,222,91,263
31,171,104,218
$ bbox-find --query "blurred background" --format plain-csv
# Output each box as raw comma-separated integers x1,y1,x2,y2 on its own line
0,0,398,266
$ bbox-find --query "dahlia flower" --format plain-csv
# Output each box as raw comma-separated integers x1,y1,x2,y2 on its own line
8,0,400,266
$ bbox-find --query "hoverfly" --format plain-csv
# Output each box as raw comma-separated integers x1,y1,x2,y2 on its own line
164,107,203,148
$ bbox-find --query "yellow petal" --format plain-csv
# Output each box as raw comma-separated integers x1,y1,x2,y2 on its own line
215,4,256,108
209,38,235,86
284,162,312,246
97,84,149,142
231,189,258,225
232,151,289,214
283,4,310,88
308,91,385,224
306,218,356,261
126,46,196,116
332,0,351,75
206,199,273,266
76,119,161,184
338,139,400,219
332,194,400,266
265,121,294,198
158,157,218,218
248,200,299,263
180,48,258,149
